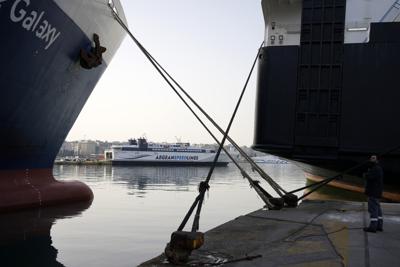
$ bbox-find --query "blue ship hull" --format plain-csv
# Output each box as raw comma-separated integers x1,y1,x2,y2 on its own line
0,0,125,211
0,0,107,169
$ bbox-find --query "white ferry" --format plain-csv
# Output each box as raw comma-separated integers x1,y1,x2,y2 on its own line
105,138,229,166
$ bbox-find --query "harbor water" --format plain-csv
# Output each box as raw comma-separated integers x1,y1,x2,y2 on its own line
1,163,306,267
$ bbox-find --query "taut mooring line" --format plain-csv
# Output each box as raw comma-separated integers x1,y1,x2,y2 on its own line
109,6,285,212
108,5,287,197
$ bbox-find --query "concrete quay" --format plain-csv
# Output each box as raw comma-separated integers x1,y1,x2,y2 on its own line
140,200,400,266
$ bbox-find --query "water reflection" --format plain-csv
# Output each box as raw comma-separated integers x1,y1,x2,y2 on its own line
0,202,91,267
51,164,307,266
54,164,309,199
54,165,216,196
54,165,113,182
0,163,370,267
111,166,211,193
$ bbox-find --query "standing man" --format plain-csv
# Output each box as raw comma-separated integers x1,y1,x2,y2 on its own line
364,155,384,233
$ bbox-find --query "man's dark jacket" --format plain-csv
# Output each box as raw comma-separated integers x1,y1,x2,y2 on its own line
365,163,384,198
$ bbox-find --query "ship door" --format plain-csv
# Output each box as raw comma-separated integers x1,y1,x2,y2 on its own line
294,0,346,158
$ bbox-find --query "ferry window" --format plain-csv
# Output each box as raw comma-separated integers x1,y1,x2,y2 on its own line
122,147,136,151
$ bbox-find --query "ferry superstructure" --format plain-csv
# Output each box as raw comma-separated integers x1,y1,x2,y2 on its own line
105,138,230,166
0,0,126,211
253,0,400,186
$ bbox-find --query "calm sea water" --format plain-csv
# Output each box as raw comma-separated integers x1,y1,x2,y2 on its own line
1,163,306,267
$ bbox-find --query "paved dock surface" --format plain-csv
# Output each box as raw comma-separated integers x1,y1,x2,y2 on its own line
140,200,400,266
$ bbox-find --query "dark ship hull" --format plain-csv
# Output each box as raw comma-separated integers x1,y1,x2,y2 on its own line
0,0,126,211
253,0,400,195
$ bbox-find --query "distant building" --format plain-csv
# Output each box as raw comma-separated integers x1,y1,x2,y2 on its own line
58,140,117,158
76,140,97,157
58,141,75,157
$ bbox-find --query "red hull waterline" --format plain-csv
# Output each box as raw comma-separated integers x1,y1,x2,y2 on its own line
0,169,93,212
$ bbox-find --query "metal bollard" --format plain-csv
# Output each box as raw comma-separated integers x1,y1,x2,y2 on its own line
165,231,204,264
283,193,298,207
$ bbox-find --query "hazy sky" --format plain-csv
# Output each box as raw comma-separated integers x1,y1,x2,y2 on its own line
67,0,265,145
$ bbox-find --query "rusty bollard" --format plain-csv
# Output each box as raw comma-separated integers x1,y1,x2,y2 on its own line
165,231,204,264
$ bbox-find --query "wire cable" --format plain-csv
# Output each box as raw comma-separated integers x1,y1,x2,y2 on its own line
108,7,280,227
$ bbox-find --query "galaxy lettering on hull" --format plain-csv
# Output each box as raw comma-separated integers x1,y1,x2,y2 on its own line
1,0,61,50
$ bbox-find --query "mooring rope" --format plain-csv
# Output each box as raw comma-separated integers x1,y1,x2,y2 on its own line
108,6,285,212
109,3,396,209
109,6,286,198
291,144,400,200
